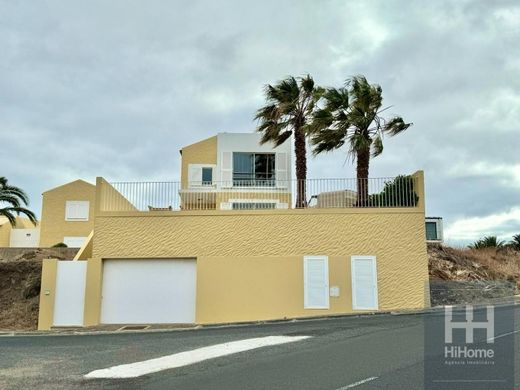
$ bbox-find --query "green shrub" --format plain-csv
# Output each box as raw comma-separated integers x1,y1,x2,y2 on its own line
369,175,418,207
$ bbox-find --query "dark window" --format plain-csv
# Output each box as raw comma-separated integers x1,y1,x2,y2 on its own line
201,167,213,185
426,222,438,240
232,202,276,210
233,153,275,186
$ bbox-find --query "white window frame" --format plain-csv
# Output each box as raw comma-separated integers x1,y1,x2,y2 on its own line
188,164,216,188
65,201,90,221
351,255,379,311
303,255,330,309
425,218,443,242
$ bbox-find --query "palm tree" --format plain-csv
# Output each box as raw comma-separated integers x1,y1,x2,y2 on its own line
0,177,37,227
255,75,323,207
509,234,520,250
469,236,505,249
310,75,412,206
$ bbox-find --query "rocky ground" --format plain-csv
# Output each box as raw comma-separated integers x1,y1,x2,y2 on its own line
428,244,520,305
0,249,78,330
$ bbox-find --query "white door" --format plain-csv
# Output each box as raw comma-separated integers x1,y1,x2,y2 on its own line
101,259,197,324
303,256,329,309
351,256,378,310
53,261,87,326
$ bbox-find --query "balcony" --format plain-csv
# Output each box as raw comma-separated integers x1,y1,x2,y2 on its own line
97,172,423,213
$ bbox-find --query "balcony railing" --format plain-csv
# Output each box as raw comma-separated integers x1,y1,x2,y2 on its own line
99,175,420,212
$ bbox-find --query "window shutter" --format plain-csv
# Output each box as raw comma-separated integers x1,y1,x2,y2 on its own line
303,256,329,309
221,152,233,188
65,201,89,221
276,152,288,188
188,165,202,186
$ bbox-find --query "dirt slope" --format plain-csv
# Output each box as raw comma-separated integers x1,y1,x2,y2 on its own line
428,244,520,286
0,249,77,331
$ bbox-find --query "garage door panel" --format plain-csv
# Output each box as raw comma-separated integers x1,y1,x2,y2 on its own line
101,259,196,324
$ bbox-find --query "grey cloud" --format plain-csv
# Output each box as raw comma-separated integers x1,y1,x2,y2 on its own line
1,0,519,244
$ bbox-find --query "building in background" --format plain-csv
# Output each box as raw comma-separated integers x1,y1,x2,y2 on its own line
425,217,443,243
0,217,39,248
179,133,291,210
38,180,96,248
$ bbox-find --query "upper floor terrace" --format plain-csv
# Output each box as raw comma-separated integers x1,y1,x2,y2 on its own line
96,171,424,214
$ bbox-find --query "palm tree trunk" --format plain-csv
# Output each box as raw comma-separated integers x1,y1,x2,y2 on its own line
356,148,370,207
294,128,307,208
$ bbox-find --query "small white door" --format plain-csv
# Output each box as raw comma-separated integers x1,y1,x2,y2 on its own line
351,256,379,310
101,259,197,324
53,261,87,326
303,256,329,309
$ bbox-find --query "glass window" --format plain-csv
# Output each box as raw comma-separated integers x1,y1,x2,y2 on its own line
233,153,275,186
426,222,438,240
201,167,213,185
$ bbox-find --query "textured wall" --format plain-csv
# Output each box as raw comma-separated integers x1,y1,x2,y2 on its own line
92,208,429,323
196,255,354,324
39,180,96,247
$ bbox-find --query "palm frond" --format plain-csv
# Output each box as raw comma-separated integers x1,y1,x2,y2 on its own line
0,208,17,226
384,116,413,136
300,74,315,95
372,135,384,157
310,128,346,155
0,177,38,227
0,207,38,226
0,194,23,208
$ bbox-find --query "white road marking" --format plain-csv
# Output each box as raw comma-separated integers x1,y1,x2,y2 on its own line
335,376,379,389
84,335,311,379
487,328,520,342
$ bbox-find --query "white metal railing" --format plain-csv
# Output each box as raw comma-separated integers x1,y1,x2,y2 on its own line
100,176,419,212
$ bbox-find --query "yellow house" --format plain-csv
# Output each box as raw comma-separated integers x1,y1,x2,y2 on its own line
39,180,96,248
179,133,292,210
38,133,430,330
0,216,39,247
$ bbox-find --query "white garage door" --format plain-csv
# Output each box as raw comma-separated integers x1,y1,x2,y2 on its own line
100,259,197,324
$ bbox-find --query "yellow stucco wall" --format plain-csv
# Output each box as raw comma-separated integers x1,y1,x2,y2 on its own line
180,135,217,189
87,207,428,325
38,172,429,329
39,180,96,247
196,255,353,323
0,219,10,247
37,259,58,330
96,178,138,213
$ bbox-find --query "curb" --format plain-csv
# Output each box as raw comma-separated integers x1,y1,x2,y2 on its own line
1,299,518,337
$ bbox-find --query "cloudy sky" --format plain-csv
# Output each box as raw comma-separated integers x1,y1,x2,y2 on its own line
1,0,519,245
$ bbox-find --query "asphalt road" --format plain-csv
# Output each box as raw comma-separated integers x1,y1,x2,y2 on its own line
0,306,518,389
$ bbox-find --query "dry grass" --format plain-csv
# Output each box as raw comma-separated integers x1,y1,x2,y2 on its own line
428,244,520,289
